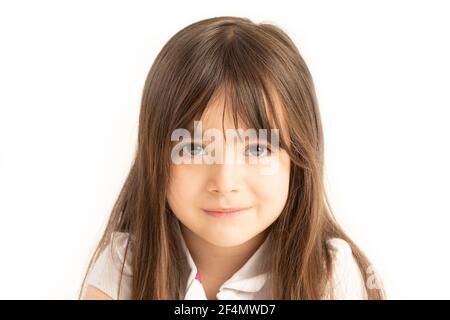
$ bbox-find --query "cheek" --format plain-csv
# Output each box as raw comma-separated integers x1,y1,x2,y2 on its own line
250,153,290,217
167,165,204,214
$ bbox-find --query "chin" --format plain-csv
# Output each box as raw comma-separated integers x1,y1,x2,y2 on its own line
206,238,248,248
200,229,255,248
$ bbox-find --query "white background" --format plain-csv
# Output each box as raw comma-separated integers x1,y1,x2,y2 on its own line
0,0,449,299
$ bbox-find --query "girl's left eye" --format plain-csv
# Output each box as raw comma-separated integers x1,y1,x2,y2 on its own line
245,144,271,157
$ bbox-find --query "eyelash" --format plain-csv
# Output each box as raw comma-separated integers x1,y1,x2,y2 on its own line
180,142,273,158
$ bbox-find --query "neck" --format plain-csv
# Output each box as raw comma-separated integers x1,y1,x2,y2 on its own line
180,224,269,282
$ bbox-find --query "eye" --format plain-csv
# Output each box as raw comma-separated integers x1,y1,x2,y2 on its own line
181,142,206,156
245,144,271,157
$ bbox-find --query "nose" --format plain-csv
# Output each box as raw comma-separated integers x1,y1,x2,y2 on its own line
207,163,242,194
206,143,244,194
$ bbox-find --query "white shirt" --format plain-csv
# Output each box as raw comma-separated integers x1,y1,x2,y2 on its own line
83,220,368,299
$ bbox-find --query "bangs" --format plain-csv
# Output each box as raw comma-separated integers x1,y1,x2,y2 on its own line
181,75,290,151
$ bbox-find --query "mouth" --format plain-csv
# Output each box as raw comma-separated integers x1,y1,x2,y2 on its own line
202,206,253,217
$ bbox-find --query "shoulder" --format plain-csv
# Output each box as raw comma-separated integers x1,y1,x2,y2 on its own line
323,238,368,300
108,231,133,275
82,231,133,300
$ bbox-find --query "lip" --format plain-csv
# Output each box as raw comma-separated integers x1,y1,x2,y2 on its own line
202,206,252,217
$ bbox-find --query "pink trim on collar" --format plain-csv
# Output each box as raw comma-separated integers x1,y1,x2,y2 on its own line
195,271,202,283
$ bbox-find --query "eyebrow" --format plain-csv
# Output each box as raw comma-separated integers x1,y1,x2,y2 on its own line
185,121,202,139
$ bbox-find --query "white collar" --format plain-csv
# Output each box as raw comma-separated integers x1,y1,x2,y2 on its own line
174,219,271,299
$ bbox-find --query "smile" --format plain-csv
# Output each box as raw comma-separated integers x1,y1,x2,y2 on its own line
202,206,252,217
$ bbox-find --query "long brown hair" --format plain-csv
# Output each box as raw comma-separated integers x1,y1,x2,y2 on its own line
78,16,385,299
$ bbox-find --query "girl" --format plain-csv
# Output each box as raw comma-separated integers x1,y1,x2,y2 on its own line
79,16,385,300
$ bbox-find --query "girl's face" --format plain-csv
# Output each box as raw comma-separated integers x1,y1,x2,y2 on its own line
167,97,291,247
